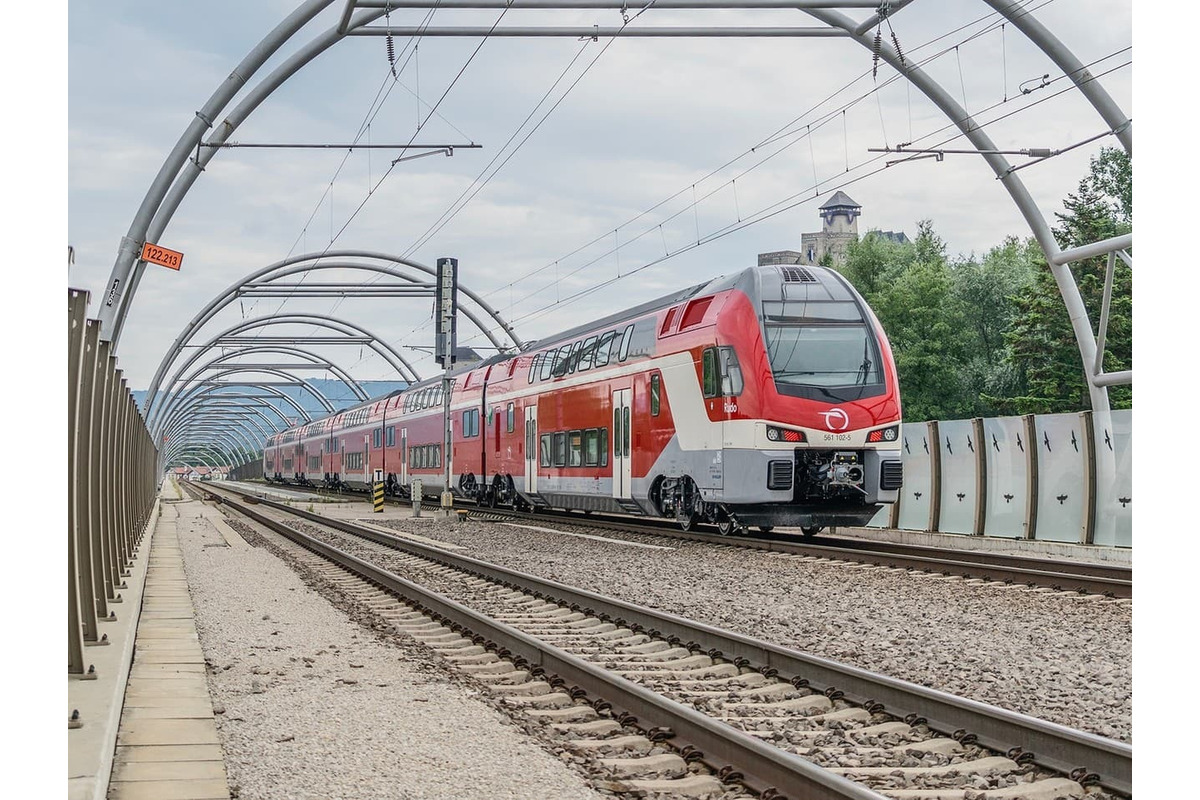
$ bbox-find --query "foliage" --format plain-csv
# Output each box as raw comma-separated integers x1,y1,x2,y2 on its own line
835,146,1131,420
1003,147,1132,414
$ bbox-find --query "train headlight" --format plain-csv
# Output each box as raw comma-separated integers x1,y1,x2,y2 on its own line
766,426,806,443
867,425,899,443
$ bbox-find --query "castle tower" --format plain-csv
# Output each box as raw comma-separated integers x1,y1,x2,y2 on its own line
799,191,861,267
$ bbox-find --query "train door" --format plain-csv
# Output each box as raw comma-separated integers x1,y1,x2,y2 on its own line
612,388,632,500
400,427,408,486
524,405,538,493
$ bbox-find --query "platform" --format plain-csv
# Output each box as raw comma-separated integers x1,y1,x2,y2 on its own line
68,483,232,800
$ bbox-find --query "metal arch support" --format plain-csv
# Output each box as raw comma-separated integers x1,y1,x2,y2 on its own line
145,309,420,428
167,421,259,461
168,423,262,465
800,5,1126,412
192,381,314,424
170,420,262,459
109,3,403,347
153,365,336,440
176,343,370,407
981,0,1130,155
141,254,517,425
96,0,340,343
166,438,237,467
153,366,334,442
238,257,523,351
146,315,405,431
161,401,281,449
163,406,278,444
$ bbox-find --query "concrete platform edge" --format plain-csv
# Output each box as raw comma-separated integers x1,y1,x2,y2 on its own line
68,496,161,800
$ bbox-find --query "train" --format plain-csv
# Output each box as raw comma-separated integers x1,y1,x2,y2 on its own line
262,263,903,536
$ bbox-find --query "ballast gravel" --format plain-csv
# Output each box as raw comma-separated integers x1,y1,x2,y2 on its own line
171,498,609,800
367,512,1132,744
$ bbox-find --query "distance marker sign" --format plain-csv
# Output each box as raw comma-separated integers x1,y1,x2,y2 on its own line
141,242,184,271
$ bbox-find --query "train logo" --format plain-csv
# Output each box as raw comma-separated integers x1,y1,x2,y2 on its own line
819,408,850,431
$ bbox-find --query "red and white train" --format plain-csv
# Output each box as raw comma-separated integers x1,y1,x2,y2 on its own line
263,264,903,535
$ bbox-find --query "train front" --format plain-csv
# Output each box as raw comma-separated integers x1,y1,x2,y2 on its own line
719,265,903,533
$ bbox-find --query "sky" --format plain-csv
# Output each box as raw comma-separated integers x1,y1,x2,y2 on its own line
59,0,1135,392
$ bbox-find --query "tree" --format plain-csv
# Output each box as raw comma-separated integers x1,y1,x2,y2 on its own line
1004,147,1132,413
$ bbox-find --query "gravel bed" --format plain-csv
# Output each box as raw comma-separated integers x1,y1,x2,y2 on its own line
367,513,1132,744
172,499,609,800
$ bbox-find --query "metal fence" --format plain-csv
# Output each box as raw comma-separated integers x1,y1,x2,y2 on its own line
871,411,1132,548
68,288,160,676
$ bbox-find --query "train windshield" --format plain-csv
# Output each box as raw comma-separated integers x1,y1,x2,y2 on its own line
765,322,882,390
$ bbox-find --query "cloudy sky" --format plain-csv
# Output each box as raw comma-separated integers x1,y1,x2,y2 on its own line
62,0,1133,391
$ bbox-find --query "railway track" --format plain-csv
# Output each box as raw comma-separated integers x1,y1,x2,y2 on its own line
194,482,1132,799
251,480,1132,599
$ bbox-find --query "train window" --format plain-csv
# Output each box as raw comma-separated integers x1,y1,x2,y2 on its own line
577,336,597,371
702,348,719,398
650,374,661,416
568,430,583,467
539,350,556,381
661,306,680,335
594,332,615,367
680,297,713,330
719,347,744,396
550,347,569,378
583,429,600,466
623,407,631,456
528,353,541,383
618,324,635,361
506,403,515,433
387,427,395,447
765,322,882,389
373,429,382,449
566,341,584,373
553,432,567,467
612,409,621,460
540,434,552,467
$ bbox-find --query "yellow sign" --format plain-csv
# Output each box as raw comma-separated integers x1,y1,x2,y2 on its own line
141,242,184,271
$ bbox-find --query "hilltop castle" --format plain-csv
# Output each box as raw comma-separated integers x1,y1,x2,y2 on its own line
758,191,908,269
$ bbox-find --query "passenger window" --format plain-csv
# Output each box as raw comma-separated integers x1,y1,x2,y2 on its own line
553,432,567,467
528,353,541,384
583,429,599,466
539,350,555,381
540,434,552,467
594,332,615,367
506,403,515,433
618,324,635,361
566,341,583,373
568,430,583,467
577,336,597,371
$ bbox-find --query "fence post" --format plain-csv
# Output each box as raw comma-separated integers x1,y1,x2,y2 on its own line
1022,414,1038,540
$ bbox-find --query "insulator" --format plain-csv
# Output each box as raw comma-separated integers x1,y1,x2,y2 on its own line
891,30,906,65
872,29,882,80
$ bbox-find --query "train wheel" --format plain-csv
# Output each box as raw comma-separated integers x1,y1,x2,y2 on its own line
800,525,824,538
678,513,699,532
715,512,746,536
758,526,774,534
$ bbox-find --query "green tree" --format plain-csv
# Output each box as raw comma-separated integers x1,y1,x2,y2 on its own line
840,222,976,421
1005,148,1132,413
952,237,1040,416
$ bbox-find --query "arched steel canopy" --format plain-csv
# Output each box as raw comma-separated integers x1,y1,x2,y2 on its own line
145,313,419,433
100,0,1128,414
